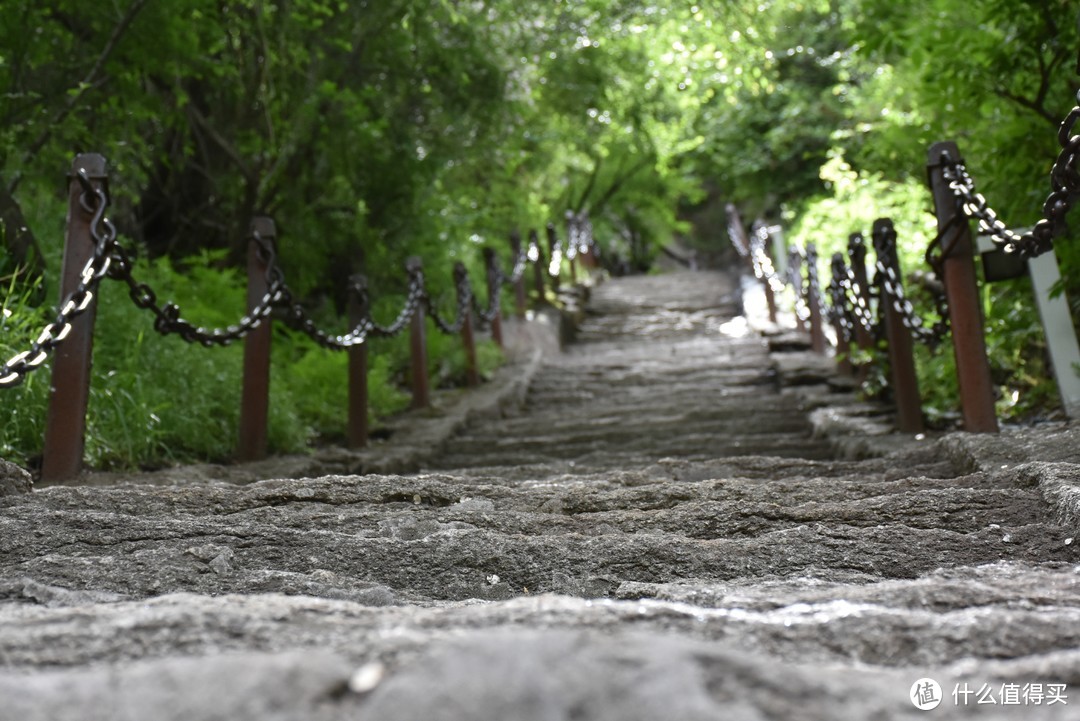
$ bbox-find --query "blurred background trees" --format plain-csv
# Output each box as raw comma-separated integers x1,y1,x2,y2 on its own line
1,0,1078,466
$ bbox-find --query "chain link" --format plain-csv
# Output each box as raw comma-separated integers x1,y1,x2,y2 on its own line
936,90,1080,258
804,244,828,326
426,264,473,335
872,223,949,348
472,254,502,325
0,173,116,388
2,170,575,382
827,254,856,342
107,231,285,347
749,222,787,293
786,246,811,323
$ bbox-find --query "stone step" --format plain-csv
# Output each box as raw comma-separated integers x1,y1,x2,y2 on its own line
3,270,1079,720
3,471,1072,606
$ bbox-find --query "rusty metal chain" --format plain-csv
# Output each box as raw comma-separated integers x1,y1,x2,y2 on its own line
937,90,1080,258
508,248,527,284
107,230,286,347
843,266,879,336
749,222,787,293
0,172,115,388
828,254,856,342
726,204,750,259
426,264,473,335
473,254,502,325
787,246,811,323
873,225,949,348
804,244,828,327
566,211,597,261
281,268,425,349
365,271,425,339
547,237,563,279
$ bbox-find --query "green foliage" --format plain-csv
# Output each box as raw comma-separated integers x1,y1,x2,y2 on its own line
3,0,1079,466
0,276,51,463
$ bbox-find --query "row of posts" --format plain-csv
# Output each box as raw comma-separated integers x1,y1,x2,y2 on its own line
40,154,595,483
744,141,1000,435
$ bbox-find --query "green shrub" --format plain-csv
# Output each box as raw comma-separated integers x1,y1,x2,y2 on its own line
0,244,505,470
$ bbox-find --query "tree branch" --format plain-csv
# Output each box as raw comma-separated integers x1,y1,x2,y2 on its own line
11,0,152,193
185,104,257,186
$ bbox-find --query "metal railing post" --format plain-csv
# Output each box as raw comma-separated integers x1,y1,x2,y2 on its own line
530,229,546,303
565,213,578,284
847,233,875,354
407,256,431,409
455,262,480,388
545,223,561,291
788,249,809,334
830,253,854,376
482,247,504,348
927,141,999,433
237,216,276,461
805,243,828,354
753,222,780,324
509,232,527,318
347,274,369,448
41,153,108,483
872,218,925,434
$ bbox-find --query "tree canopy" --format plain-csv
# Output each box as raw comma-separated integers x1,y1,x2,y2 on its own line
2,0,1080,466
3,0,1078,284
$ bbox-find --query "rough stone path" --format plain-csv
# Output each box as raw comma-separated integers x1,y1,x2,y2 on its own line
2,270,1080,720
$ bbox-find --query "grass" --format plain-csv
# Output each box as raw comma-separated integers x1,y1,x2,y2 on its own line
0,243,506,471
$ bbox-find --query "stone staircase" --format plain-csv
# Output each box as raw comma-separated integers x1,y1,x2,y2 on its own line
1,270,1078,720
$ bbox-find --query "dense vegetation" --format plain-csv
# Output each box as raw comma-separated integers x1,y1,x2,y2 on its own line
1,0,1078,468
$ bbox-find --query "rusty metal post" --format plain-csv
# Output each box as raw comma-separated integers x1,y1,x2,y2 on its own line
510,231,527,318
545,223,561,291
830,253,854,376
927,141,999,433
482,247,504,348
788,249,809,334
847,233,875,355
237,217,276,461
805,243,828,354
847,233,876,386
407,256,431,409
347,274,369,448
872,219,925,434
455,262,480,388
41,153,108,483
754,223,780,325
733,212,777,324
566,213,579,284
529,229,546,303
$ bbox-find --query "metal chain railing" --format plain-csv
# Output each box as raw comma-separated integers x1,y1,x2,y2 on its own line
786,246,812,323
0,172,116,388
426,264,473,336
828,253,857,342
279,263,426,349
2,178,538,380
803,243,829,329
935,89,1080,259
749,222,787,294
106,230,286,347
872,223,950,349
11,152,612,482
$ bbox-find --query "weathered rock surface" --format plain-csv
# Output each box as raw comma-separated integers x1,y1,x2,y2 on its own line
2,270,1079,720
0,458,31,496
